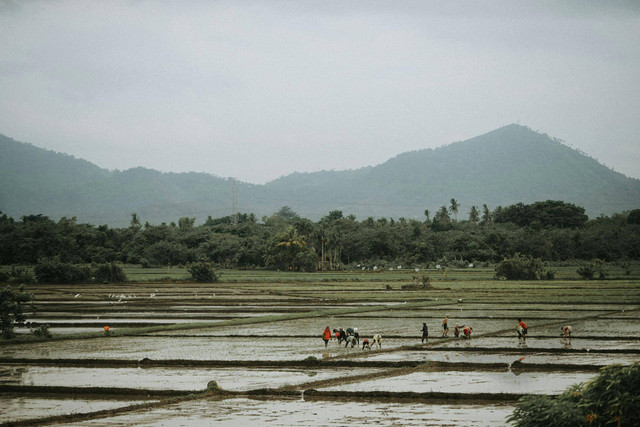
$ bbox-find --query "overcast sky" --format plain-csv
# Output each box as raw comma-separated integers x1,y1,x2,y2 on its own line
1,1,639,184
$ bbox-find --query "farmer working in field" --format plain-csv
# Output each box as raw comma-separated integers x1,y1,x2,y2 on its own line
372,333,382,348
462,325,472,339
562,325,572,339
421,322,429,342
516,318,527,340
344,335,357,348
442,315,450,337
323,326,332,347
362,338,371,350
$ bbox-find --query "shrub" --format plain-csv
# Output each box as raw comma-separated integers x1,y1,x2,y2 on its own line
495,253,544,280
92,262,127,283
577,259,607,280
1,284,34,339
508,363,640,426
187,262,219,283
31,323,51,338
8,266,36,284
34,257,91,284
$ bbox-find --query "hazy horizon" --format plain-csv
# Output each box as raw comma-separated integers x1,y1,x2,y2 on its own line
1,1,639,184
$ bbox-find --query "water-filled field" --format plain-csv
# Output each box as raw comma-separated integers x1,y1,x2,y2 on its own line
1,274,638,425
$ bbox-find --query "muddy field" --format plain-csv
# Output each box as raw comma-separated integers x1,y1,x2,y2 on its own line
1,274,639,426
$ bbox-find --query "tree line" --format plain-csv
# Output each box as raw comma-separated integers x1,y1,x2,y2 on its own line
0,200,638,271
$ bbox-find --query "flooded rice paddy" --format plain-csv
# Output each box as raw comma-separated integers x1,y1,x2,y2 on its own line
1,278,638,425
70,397,515,427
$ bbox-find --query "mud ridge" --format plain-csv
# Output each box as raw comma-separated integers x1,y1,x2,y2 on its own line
302,389,525,403
0,385,194,398
0,358,605,372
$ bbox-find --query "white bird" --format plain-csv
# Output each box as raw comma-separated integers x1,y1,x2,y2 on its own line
150,293,155,298
74,293,81,298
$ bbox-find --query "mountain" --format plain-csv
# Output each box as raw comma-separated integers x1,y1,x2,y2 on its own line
1,125,639,226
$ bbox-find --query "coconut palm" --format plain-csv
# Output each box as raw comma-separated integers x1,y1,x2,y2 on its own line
449,198,460,221
482,204,492,224
469,206,479,223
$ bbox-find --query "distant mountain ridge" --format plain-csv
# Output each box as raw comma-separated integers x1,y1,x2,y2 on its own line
1,124,639,226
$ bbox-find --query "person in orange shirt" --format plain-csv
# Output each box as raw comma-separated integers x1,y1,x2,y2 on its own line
462,325,472,339
516,319,527,340
323,326,331,347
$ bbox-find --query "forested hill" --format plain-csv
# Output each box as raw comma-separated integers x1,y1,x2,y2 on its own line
267,124,640,219
1,124,639,226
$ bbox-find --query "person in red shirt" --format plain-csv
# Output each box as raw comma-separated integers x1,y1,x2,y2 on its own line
362,338,371,350
323,326,331,347
516,319,527,340
462,325,472,339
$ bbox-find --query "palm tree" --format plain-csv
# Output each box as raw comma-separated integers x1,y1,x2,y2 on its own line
276,227,307,250
469,206,479,223
424,209,430,222
482,204,492,224
449,198,459,222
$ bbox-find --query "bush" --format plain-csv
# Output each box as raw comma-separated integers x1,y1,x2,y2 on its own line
7,266,36,284
92,262,127,283
31,323,51,338
508,363,640,426
34,257,91,284
577,259,607,280
495,253,544,280
187,262,219,283
1,284,34,339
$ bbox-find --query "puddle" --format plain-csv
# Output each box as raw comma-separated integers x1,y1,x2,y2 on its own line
71,397,514,426
0,395,148,424
320,371,596,395
0,366,380,392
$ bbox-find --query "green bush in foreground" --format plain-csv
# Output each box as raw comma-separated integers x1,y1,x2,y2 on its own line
187,261,219,283
1,284,34,339
508,363,640,427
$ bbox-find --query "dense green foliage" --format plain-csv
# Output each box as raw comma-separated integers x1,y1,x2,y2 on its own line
0,284,33,339
508,363,640,427
576,259,608,280
3,125,640,227
34,257,92,284
494,253,546,280
92,262,127,283
187,261,219,283
0,200,638,271
32,257,127,284
494,200,588,228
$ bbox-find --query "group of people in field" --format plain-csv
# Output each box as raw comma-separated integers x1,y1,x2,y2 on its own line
323,326,382,350
439,315,473,339
323,316,574,349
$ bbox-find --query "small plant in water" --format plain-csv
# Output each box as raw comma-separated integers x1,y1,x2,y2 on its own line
30,323,51,338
